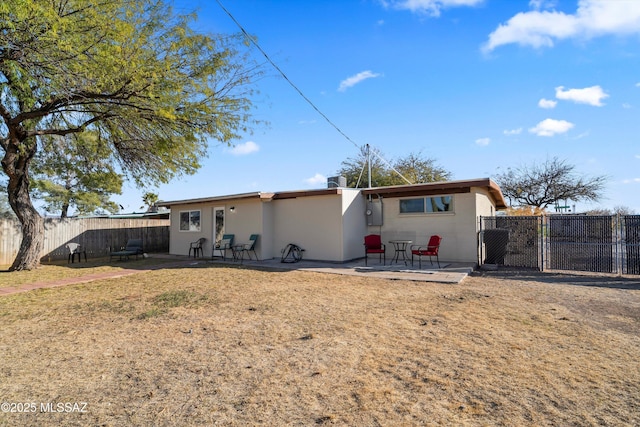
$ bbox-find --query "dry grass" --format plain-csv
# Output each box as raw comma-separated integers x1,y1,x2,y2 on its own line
0,263,639,426
0,258,177,288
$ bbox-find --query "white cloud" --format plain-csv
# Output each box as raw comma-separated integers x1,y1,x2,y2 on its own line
538,98,557,109
622,178,640,184
304,173,327,186
623,103,632,109
475,137,490,146
483,0,640,52
529,118,574,136
228,141,260,155
382,0,484,17
555,85,608,106
529,0,557,10
504,128,523,135
338,70,382,92
572,131,590,140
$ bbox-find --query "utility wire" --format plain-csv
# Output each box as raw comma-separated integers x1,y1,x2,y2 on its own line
215,0,412,186
215,0,359,150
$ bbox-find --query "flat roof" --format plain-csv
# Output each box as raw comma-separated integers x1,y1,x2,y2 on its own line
157,178,507,209
157,188,346,207
360,178,507,209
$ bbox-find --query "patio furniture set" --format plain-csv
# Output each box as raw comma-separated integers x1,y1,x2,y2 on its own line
65,238,146,263
190,234,259,263
364,234,442,268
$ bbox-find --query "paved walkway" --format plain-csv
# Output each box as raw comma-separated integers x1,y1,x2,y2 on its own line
0,256,472,297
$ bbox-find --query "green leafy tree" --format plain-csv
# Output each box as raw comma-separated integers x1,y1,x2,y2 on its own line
393,151,453,184
495,157,607,209
31,133,123,218
0,0,261,270
337,147,452,188
142,192,159,212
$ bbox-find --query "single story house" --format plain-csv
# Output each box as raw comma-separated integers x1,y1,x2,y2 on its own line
157,177,507,264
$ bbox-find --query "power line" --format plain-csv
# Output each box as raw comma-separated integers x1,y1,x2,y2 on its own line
214,0,412,186
215,0,360,150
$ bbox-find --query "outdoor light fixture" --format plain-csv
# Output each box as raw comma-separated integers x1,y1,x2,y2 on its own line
230,206,235,212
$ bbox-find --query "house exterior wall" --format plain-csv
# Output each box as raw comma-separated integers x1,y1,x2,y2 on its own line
272,193,347,261
166,185,498,264
367,188,494,263
341,189,368,261
169,199,267,258
225,199,266,258
167,191,364,262
475,188,496,218
169,202,215,256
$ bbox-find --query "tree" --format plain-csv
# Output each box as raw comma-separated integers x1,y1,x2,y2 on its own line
0,0,260,270
31,132,123,218
0,181,15,219
586,205,636,216
495,157,607,209
337,147,452,188
393,151,453,184
142,192,159,212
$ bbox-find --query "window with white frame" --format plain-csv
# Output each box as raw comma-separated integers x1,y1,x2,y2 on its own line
179,210,201,231
399,195,453,214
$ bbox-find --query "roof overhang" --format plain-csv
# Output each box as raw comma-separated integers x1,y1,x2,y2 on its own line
157,179,507,210
157,192,265,207
360,178,508,209
157,188,344,207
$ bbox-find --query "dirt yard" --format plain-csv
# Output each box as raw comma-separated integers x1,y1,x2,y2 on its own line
0,264,638,426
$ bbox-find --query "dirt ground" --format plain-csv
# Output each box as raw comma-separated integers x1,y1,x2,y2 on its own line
0,264,638,426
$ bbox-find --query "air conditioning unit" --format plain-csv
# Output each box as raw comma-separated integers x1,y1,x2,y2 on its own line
327,176,347,188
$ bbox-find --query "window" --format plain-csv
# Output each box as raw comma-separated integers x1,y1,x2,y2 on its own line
400,196,453,214
399,198,425,214
179,210,201,231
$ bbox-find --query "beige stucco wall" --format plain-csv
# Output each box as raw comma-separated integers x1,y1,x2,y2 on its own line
169,203,210,257
367,189,495,263
168,199,267,258
271,190,364,261
340,189,368,261
475,188,497,218
167,187,495,263
168,190,365,262
224,199,267,257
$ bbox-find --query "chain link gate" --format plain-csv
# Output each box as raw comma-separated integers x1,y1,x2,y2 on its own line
547,215,616,273
622,215,640,275
479,216,542,270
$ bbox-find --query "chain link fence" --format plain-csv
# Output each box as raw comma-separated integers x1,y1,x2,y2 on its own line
480,215,640,276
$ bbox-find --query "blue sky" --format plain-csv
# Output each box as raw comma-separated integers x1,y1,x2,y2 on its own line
115,0,640,213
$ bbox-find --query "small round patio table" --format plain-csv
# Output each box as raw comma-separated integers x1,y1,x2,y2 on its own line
389,240,412,265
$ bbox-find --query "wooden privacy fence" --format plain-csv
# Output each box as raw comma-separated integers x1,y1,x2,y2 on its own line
0,218,170,265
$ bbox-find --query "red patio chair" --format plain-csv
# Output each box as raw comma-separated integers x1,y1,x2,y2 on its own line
364,234,386,266
411,235,442,269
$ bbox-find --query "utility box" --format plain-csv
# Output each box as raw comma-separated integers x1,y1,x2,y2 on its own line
366,200,383,226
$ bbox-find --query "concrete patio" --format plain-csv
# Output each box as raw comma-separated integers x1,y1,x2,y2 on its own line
203,255,475,284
